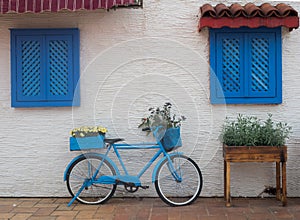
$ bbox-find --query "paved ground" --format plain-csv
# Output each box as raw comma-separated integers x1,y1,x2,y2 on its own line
0,197,300,220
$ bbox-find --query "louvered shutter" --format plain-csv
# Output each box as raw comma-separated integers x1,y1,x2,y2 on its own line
247,33,276,98
216,33,244,98
210,27,281,104
46,35,74,101
11,29,80,107
16,36,46,101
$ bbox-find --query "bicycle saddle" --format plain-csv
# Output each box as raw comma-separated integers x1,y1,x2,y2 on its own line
104,138,124,144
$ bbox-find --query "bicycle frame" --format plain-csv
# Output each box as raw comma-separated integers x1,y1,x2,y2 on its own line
93,141,181,185
65,141,183,206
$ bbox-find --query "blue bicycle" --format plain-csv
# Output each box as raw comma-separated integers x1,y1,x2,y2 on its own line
64,126,203,206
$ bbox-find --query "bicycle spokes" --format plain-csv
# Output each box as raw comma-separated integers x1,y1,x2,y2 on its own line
155,155,203,206
66,155,117,206
167,156,183,182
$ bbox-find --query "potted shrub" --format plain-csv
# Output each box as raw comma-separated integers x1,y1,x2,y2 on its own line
138,102,186,151
220,114,292,206
220,114,291,147
220,113,292,164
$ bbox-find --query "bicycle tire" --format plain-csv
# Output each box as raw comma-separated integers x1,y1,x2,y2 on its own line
154,155,203,206
66,154,116,205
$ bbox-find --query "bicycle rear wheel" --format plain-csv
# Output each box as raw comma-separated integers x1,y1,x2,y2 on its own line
155,155,203,206
66,154,116,205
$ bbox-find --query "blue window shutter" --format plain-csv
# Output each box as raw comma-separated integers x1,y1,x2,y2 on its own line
15,36,46,102
46,35,74,101
210,27,282,104
216,33,244,98
247,33,276,98
11,28,80,107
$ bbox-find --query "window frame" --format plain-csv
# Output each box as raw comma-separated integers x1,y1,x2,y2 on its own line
209,27,282,104
11,28,80,108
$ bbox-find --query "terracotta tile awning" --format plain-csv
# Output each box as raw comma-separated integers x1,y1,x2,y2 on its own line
0,0,141,14
199,3,299,31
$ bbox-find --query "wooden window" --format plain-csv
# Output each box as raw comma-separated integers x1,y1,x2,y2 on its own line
11,29,80,107
210,27,282,104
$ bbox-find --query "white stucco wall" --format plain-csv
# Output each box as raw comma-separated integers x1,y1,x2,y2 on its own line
0,0,300,198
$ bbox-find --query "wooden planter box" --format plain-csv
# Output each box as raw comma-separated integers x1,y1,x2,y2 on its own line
223,145,287,207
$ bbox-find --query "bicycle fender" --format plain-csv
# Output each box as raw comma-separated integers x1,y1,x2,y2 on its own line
63,152,120,181
151,152,183,183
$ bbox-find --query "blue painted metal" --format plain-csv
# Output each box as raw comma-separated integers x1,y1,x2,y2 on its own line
112,142,164,177
67,179,90,207
115,175,141,186
114,142,159,150
65,131,189,206
11,28,80,107
210,27,282,104
151,152,183,183
96,175,142,186
69,135,105,151
113,144,130,175
63,152,120,181
96,175,118,184
165,156,182,182
161,127,182,151
137,149,163,178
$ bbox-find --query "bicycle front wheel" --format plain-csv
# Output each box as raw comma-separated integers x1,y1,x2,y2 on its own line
155,155,203,206
66,154,116,205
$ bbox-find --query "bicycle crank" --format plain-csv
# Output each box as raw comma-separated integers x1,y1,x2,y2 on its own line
124,185,139,193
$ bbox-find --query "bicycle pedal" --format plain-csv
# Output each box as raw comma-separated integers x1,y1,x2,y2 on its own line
140,186,149,189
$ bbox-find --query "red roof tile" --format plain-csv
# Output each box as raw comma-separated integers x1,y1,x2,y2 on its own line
199,3,299,31
201,3,298,18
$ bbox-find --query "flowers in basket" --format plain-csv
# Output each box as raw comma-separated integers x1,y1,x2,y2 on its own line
70,126,107,138
69,126,108,151
138,102,186,151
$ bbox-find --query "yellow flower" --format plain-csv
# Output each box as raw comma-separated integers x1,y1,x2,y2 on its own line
98,126,107,133
70,125,107,137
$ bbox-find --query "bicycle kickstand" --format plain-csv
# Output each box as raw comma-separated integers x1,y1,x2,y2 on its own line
67,183,86,207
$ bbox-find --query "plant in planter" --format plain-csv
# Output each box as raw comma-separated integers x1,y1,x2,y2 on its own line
70,126,107,138
138,102,186,151
220,114,291,147
69,126,108,151
220,114,292,207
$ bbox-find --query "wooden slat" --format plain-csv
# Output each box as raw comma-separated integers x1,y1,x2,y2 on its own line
223,144,287,207
223,145,287,162
224,145,286,153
